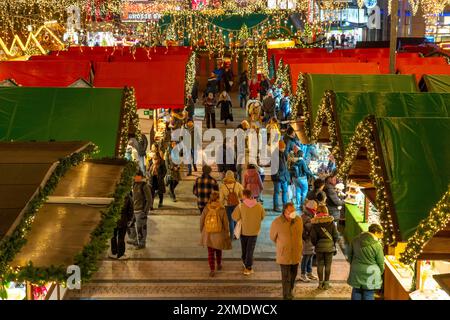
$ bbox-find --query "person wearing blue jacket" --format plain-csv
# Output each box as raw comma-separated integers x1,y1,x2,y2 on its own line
290,146,315,209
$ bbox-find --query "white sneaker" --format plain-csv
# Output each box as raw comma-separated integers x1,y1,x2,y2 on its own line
117,254,129,260
299,274,310,282
108,253,117,259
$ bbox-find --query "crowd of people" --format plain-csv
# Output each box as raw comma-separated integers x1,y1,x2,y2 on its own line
113,66,385,300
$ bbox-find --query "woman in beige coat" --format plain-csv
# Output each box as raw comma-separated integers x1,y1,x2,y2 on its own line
200,191,232,277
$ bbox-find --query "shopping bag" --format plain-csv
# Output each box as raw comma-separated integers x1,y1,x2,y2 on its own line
234,220,242,240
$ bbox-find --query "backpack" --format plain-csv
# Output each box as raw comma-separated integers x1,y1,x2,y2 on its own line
225,183,240,206
205,206,222,233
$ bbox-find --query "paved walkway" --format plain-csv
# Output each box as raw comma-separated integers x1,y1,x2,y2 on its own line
66,95,352,300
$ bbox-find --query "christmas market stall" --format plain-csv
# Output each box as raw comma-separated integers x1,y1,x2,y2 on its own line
421,75,450,93
0,87,140,158
308,92,450,164
337,116,450,300
0,60,92,87
0,142,135,300
398,64,450,84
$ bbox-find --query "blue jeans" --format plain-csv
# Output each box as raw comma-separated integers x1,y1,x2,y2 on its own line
226,206,236,239
351,288,375,300
294,177,309,208
273,180,288,209
300,254,313,274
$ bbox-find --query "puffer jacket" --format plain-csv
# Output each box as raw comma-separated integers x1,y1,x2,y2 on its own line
310,215,339,253
301,208,315,255
347,232,385,290
324,183,344,221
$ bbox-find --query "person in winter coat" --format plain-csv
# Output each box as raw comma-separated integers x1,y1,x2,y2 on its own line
200,191,232,277
239,80,249,109
165,141,181,202
232,189,266,275
223,67,234,92
194,165,219,214
249,77,260,99
219,170,244,239
270,203,304,300
283,127,302,155
310,208,339,290
324,173,345,223
203,92,217,129
182,119,200,176
259,74,270,99
127,172,152,250
290,146,315,209
186,94,196,120
110,191,134,260
300,200,318,282
147,145,167,209
243,164,264,201
307,178,325,201
262,90,276,123
348,224,385,300
206,72,218,95
272,140,290,212
218,91,233,126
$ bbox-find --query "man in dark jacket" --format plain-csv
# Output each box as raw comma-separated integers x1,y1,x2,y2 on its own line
272,140,290,212
283,127,302,156
262,90,276,123
348,224,385,300
110,191,134,260
324,174,345,223
259,74,270,100
307,178,325,201
127,172,152,250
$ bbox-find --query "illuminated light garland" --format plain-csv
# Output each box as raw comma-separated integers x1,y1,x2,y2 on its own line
290,73,309,134
336,117,397,244
119,87,141,157
185,52,197,99
399,186,450,266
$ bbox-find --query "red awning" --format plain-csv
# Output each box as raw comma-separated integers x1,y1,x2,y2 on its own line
398,64,450,82
93,61,187,109
0,61,91,87
290,63,381,92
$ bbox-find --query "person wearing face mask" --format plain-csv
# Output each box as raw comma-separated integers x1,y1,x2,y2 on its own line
270,203,303,300
347,224,385,300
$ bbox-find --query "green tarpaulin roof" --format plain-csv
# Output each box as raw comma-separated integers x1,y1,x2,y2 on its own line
376,117,450,241
423,75,450,93
335,92,450,151
0,87,124,158
307,74,418,124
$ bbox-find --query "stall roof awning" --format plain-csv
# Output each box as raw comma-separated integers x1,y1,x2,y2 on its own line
0,87,127,158
0,141,91,241
398,64,450,83
94,61,187,109
0,61,91,87
306,74,418,122
376,117,450,241
334,92,450,151
423,75,450,93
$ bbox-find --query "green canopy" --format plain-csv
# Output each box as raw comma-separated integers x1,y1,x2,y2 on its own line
335,92,450,151
423,75,450,93
376,117,450,240
307,74,418,124
0,87,127,158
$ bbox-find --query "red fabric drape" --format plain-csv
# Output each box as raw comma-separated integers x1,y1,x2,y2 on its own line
93,61,187,109
0,61,91,87
290,63,381,92
398,64,450,82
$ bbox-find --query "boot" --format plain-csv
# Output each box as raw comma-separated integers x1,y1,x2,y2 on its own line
318,281,324,290
158,196,163,208
322,281,331,290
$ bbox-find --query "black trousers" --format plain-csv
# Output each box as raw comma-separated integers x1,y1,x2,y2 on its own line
240,235,257,270
206,112,216,129
151,187,163,206
169,179,179,198
111,227,127,258
316,252,333,281
280,264,299,300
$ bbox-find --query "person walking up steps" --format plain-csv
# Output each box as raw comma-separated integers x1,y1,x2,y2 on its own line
232,189,266,276
270,203,303,300
300,200,318,282
194,165,219,214
200,191,232,277
219,170,244,239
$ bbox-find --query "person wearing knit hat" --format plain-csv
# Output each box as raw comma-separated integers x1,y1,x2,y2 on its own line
193,165,219,214
300,199,318,282
271,140,290,212
219,170,244,239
